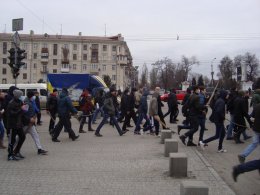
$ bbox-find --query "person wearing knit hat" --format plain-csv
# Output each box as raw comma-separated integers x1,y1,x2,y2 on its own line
6,89,26,161
22,91,48,155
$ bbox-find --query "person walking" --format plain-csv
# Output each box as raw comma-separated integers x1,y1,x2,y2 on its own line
78,90,95,133
34,91,42,125
6,89,26,160
52,88,79,142
233,90,253,144
95,87,127,137
23,91,48,155
163,89,178,123
237,102,260,163
92,90,105,124
0,92,6,149
199,90,228,152
149,89,160,136
179,86,206,146
46,88,58,134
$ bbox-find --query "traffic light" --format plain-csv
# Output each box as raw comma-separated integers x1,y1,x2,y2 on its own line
8,48,16,69
11,66,20,79
16,47,25,69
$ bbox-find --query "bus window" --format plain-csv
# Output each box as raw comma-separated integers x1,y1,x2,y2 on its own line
40,89,47,96
20,89,25,95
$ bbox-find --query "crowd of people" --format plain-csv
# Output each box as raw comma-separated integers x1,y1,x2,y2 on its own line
0,83,259,182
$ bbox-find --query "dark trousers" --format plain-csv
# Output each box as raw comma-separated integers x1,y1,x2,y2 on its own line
52,115,76,139
203,122,226,150
163,107,175,122
49,111,56,132
184,115,199,142
199,116,206,141
8,128,25,157
234,125,246,141
95,114,123,135
37,112,41,124
236,159,260,174
79,114,92,131
122,112,131,131
134,113,152,132
154,118,160,135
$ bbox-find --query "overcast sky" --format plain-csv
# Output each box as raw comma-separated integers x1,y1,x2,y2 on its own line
1,0,260,78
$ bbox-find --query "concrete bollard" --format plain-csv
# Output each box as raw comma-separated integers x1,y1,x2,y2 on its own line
169,153,187,177
164,139,178,157
180,180,208,195
160,130,172,144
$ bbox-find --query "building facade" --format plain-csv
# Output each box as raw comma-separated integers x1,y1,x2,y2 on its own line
0,31,134,90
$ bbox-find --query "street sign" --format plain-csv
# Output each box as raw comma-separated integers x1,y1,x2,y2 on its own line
12,18,23,31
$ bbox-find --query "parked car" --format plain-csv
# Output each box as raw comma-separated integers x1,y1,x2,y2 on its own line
160,90,186,102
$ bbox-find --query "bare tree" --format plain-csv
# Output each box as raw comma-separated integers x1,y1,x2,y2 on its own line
218,56,235,89
140,63,148,87
150,67,158,89
181,55,199,81
244,52,259,81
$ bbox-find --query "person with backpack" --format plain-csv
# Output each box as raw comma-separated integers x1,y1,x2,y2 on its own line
95,87,127,137
78,89,94,133
179,86,207,146
46,88,58,134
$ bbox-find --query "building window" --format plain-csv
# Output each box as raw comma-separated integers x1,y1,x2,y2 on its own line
2,68,6,75
83,44,87,50
91,64,98,69
112,65,116,71
73,54,77,60
103,45,107,52
53,44,58,55
3,58,7,64
53,59,57,65
34,53,37,59
33,63,37,69
83,54,87,61
53,69,57,73
91,44,99,63
23,63,27,69
33,43,38,50
73,64,77,70
112,45,117,52
23,73,27,80
23,43,28,50
102,65,106,71
83,64,87,71
112,75,116,81
3,42,7,54
2,78,7,84
73,44,77,50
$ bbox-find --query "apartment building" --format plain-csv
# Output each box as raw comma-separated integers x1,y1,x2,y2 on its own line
0,31,134,90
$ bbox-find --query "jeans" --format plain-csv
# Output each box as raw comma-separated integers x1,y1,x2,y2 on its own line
24,125,43,150
92,106,104,123
227,114,234,138
240,131,260,157
95,113,123,135
0,120,4,140
236,159,260,174
203,122,226,150
134,113,152,132
199,116,206,141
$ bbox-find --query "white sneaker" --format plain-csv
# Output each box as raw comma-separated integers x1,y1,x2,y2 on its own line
217,149,227,153
199,141,205,150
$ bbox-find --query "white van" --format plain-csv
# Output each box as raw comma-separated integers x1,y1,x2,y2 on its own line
0,83,48,109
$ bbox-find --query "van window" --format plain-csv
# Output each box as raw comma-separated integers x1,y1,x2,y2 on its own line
20,89,25,95
40,89,47,96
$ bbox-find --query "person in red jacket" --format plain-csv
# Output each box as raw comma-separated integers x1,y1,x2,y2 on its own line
79,89,95,133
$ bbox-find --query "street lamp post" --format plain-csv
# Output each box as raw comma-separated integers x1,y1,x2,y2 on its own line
211,58,216,86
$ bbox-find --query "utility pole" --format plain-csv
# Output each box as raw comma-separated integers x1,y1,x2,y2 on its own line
211,58,216,87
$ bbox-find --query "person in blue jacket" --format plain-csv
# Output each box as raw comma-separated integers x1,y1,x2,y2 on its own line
52,88,79,142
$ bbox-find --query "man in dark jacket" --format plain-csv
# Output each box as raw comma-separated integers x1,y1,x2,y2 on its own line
7,89,26,160
233,90,253,144
237,102,260,163
52,88,79,142
46,88,58,134
95,87,126,137
179,86,207,146
199,90,228,152
163,89,178,123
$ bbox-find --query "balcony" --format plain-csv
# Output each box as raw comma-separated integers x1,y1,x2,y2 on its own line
61,64,70,73
40,68,49,74
117,55,128,66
